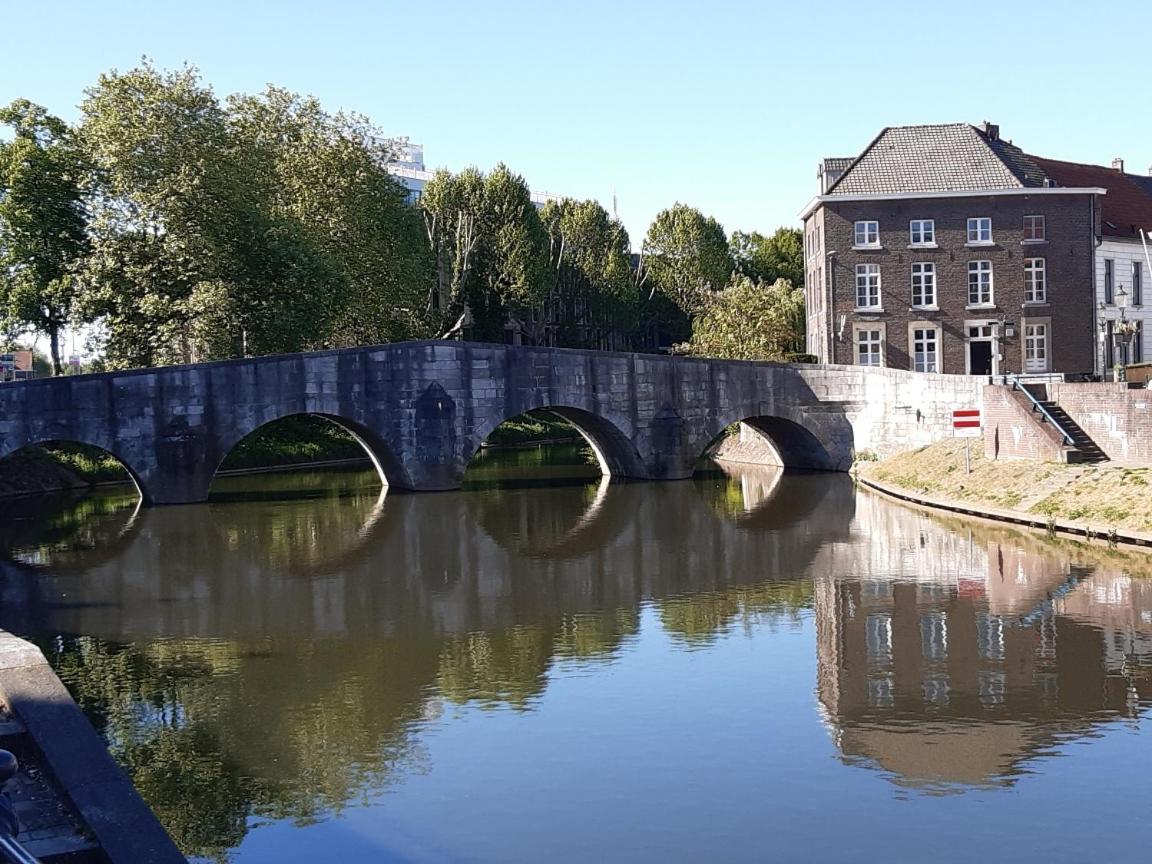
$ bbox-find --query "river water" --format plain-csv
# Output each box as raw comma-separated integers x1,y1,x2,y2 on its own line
0,448,1150,863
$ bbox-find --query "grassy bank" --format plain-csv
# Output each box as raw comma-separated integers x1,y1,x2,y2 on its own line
217,415,367,470
0,443,130,497
482,410,582,447
858,440,1152,534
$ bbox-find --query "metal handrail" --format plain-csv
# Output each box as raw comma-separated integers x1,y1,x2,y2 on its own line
1008,375,1075,446
0,752,41,864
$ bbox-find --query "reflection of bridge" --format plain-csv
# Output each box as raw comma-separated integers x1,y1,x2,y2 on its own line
0,341,982,504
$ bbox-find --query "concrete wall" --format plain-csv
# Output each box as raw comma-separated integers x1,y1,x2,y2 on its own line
0,342,985,505
1047,381,1152,464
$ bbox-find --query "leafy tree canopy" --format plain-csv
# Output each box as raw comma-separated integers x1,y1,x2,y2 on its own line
0,99,90,373
680,275,805,361
731,227,804,288
642,204,732,317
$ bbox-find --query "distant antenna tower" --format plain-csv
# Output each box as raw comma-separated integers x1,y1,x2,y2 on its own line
612,191,618,220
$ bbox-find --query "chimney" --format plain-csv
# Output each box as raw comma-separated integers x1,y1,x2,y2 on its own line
979,121,1000,141
1113,157,1125,173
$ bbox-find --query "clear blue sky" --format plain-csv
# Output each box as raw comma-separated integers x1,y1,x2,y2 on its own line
4,0,1150,248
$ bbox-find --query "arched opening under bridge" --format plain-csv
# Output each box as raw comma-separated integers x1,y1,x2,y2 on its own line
208,413,406,501
463,407,644,489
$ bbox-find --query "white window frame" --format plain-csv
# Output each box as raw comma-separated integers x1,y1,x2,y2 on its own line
855,327,884,367
911,324,941,373
911,262,936,308
967,217,993,245
967,260,994,307
855,263,881,309
909,219,936,247
1024,322,1049,372
853,220,880,249
1024,258,1046,304
1023,214,1046,243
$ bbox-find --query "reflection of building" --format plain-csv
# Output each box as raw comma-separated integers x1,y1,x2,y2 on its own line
815,496,1152,790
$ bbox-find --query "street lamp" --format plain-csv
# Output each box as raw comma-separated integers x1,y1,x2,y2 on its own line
1113,286,1138,380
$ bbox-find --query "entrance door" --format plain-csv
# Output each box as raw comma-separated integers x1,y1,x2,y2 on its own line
969,340,993,375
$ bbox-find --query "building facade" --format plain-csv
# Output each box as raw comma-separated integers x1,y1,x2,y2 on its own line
1030,156,1152,377
802,124,1103,377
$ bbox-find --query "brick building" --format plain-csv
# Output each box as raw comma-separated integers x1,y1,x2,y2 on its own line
801,124,1104,376
1028,155,1152,376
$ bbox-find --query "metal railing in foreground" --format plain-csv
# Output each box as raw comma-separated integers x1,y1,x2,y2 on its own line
0,751,40,864
1007,374,1075,446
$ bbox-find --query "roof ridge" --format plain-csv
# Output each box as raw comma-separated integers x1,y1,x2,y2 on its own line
824,126,891,195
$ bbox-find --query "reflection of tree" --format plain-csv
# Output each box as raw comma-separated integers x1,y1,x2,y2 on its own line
0,489,139,570
46,634,439,862
437,610,644,709
209,470,384,575
658,581,814,646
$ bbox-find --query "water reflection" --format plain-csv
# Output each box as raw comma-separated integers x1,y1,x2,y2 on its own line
0,460,1150,862
815,496,1152,792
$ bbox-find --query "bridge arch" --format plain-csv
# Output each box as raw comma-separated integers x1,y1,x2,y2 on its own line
697,413,843,472
0,438,149,503
211,412,413,492
468,405,647,481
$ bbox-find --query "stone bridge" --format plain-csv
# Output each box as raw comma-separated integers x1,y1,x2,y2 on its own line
0,341,984,505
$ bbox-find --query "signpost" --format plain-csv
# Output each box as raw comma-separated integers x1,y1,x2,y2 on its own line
953,408,982,474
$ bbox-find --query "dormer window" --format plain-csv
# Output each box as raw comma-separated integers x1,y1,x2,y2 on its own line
967,217,993,245
854,221,880,248
909,219,935,246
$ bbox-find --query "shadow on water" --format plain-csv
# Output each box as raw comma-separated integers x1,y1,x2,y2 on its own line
0,452,1150,861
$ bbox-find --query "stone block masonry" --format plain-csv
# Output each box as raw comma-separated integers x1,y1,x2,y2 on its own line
0,342,985,505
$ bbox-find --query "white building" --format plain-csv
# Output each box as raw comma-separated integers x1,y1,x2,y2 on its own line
386,143,562,208
1032,156,1152,376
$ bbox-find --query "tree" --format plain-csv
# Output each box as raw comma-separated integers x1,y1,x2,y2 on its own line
538,198,639,349
641,204,732,317
76,62,431,368
421,165,549,343
731,227,804,287
680,275,805,361
0,100,90,374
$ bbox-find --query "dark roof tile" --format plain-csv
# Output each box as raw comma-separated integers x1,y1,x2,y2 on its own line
1029,156,1152,240
828,124,1050,195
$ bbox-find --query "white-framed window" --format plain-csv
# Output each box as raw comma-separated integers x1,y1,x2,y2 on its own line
967,260,993,306
909,219,935,246
911,262,936,308
1133,260,1144,305
855,263,881,309
1025,322,1048,371
854,220,880,248
1024,258,1046,303
967,217,993,244
856,328,883,367
911,326,940,373
1023,214,1045,242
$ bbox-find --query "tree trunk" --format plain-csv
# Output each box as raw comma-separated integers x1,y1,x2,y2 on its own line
49,326,63,376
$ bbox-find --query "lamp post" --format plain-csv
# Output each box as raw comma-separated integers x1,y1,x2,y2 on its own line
1114,286,1138,381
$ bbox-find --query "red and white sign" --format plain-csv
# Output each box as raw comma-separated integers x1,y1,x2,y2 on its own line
952,408,981,438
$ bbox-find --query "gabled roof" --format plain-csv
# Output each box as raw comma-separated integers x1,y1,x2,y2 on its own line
827,124,1050,196
1028,156,1152,240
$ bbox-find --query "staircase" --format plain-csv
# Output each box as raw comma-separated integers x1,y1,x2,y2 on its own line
1037,401,1109,463
1019,382,1109,464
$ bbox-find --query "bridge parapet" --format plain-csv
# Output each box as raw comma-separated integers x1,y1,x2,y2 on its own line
0,342,985,505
